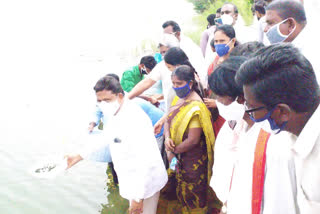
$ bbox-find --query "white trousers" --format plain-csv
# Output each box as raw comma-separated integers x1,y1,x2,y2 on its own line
130,191,160,214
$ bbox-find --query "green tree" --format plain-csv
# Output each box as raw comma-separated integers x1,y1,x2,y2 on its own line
185,0,254,44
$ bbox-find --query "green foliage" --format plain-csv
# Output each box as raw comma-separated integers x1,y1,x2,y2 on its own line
184,0,254,45
188,0,215,13
100,167,129,214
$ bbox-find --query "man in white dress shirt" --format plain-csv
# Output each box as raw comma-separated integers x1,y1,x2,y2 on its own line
66,76,168,214
161,20,207,88
128,20,207,109
209,56,298,214
264,0,320,82
236,43,320,214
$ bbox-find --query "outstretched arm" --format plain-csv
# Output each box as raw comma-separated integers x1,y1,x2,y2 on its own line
127,78,156,99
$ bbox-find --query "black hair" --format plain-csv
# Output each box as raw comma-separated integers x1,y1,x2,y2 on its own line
106,73,120,82
140,55,157,70
210,37,215,48
172,65,204,100
223,2,239,14
162,20,181,32
254,4,266,15
235,43,319,113
94,76,124,95
266,0,306,24
209,56,247,100
215,24,239,47
165,47,203,96
230,41,265,57
164,47,189,66
207,14,216,26
216,8,221,14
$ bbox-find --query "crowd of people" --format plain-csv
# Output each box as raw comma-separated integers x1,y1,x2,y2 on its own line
65,0,320,213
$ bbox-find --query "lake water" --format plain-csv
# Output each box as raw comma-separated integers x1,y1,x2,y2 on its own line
0,0,195,213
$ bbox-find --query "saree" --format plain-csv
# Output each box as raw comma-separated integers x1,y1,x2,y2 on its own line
157,99,222,214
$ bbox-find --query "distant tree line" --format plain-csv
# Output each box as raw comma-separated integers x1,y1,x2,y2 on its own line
188,0,254,16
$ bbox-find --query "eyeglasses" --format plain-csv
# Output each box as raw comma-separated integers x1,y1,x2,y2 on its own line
244,101,268,117
245,106,267,117
245,102,277,117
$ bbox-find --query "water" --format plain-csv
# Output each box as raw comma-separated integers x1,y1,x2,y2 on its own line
0,0,195,213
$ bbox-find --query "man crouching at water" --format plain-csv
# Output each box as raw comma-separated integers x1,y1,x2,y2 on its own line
66,76,168,214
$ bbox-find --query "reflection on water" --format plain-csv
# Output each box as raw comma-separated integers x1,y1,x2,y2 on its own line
100,165,129,214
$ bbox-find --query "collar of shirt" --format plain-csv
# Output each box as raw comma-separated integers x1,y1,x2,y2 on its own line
293,104,320,159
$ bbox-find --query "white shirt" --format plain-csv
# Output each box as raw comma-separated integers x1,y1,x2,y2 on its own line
227,122,298,214
292,105,320,213
233,22,257,44
210,119,245,203
148,61,173,110
180,34,208,88
227,123,261,214
292,25,320,83
262,130,298,214
80,98,168,201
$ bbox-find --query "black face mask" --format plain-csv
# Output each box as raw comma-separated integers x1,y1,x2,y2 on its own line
141,67,148,75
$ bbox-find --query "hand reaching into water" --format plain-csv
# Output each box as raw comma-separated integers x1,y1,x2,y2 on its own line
64,154,83,169
88,122,96,132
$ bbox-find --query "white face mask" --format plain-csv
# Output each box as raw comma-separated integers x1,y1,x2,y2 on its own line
221,14,234,25
266,18,296,44
160,33,180,48
98,98,120,118
216,99,245,122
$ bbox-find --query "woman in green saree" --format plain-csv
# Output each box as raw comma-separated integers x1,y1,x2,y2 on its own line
157,65,222,214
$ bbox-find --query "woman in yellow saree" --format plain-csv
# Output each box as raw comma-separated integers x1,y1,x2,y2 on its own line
157,65,222,214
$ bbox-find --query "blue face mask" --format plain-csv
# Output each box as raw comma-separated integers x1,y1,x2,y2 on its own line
173,81,191,98
214,40,233,57
249,106,287,134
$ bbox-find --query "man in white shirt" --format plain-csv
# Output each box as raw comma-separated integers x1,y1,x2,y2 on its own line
209,56,298,214
128,20,207,109
221,2,256,44
254,3,270,45
66,76,168,214
128,34,177,111
264,0,320,82
236,43,320,214
162,20,207,88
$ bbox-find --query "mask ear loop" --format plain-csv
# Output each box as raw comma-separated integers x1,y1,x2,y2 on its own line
225,38,234,47
276,18,296,37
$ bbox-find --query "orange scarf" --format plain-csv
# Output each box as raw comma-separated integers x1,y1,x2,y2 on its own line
252,129,271,214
